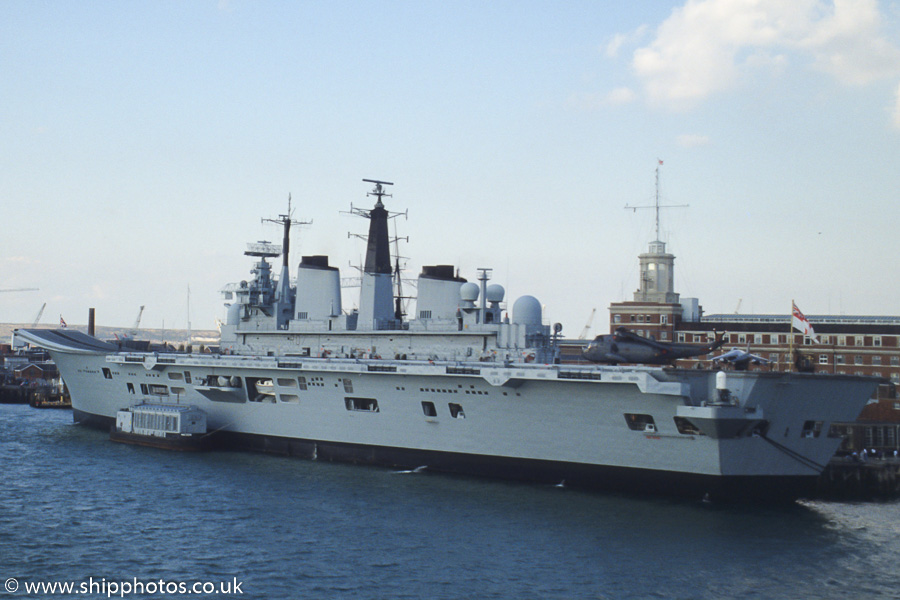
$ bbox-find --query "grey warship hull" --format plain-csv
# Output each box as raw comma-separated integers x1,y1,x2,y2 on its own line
19,328,878,503
16,179,881,502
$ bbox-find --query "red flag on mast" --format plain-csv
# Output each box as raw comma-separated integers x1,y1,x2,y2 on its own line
791,302,818,343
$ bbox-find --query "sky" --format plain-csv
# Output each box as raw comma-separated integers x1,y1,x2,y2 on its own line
2,0,899,336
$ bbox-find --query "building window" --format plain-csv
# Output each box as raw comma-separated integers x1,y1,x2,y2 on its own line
660,331,668,340
661,314,668,324
838,336,846,346
769,353,779,363
872,356,882,366
613,314,621,324
638,315,644,323
630,315,636,322
855,355,863,365
819,354,828,364
738,334,746,344
892,356,899,366
677,333,685,343
874,336,882,347
855,336,864,346
754,334,762,344
836,355,845,365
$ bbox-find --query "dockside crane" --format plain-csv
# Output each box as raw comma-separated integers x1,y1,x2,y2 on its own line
578,308,597,340
32,303,46,327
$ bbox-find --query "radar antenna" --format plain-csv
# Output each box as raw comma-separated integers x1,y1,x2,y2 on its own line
362,179,393,207
624,160,688,242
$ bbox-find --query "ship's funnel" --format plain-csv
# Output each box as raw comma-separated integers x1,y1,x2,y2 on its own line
296,256,342,320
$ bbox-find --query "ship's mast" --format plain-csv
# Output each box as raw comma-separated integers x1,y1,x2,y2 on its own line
262,194,310,271
262,195,311,329
391,218,409,321
348,179,404,330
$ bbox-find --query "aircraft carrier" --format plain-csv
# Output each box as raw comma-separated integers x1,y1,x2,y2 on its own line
17,179,881,502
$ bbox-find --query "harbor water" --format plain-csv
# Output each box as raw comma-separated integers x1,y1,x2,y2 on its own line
2,404,899,599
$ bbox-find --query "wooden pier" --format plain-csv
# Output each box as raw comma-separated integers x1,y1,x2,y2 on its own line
814,456,900,501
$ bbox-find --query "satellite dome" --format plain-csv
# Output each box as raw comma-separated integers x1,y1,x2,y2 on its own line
460,282,480,302
486,284,505,303
512,295,542,325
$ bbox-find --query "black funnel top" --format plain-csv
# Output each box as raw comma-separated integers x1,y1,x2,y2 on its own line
364,200,392,275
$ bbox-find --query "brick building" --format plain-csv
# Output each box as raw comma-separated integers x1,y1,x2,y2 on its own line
591,236,900,452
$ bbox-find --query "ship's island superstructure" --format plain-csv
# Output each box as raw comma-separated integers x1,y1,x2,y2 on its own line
221,180,553,364
17,179,881,502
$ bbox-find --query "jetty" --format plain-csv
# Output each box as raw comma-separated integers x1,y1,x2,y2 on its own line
815,455,900,500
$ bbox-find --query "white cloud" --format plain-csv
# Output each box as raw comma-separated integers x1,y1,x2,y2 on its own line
605,25,648,58
677,134,711,147
627,0,900,107
606,87,637,105
799,0,900,84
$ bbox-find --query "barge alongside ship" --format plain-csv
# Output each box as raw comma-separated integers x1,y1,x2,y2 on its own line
16,180,880,502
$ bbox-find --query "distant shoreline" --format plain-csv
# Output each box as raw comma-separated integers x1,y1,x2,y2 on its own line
0,323,219,345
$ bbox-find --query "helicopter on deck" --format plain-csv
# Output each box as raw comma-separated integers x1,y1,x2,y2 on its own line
582,327,725,365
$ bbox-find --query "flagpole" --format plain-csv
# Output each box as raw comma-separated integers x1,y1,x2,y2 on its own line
788,300,794,373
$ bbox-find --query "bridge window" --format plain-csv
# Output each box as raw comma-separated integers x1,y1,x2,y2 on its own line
421,401,437,417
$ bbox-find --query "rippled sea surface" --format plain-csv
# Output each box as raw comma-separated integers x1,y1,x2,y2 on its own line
2,404,899,599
